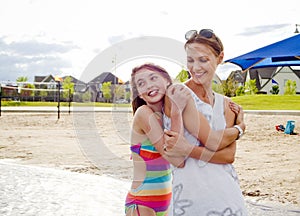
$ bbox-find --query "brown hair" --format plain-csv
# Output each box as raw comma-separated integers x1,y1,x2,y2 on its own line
130,63,172,114
184,33,224,57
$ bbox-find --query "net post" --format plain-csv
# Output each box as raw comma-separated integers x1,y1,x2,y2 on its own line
0,84,2,117
68,88,71,115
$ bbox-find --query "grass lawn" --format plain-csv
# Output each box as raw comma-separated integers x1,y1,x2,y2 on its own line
1,95,299,110
231,95,300,110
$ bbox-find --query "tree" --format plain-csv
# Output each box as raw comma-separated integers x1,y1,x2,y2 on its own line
125,91,131,102
16,76,28,82
115,85,125,100
16,76,35,100
101,82,112,102
81,91,91,102
62,76,74,100
222,77,238,97
212,81,224,94
284,80,297,95
175,69,189,83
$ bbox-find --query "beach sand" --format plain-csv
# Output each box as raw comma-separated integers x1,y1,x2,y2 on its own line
0,111,299,213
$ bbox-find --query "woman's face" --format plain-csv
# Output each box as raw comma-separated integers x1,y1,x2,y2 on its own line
186,43,222,86
134,69,170,105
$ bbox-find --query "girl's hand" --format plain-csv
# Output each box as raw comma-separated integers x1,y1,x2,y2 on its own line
229,101,240,115
229,101,245,132
166,84,190,112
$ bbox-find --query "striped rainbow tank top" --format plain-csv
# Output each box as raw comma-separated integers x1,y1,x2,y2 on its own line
125,139,172,215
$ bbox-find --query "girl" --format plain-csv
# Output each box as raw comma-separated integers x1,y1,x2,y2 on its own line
125,63,244,216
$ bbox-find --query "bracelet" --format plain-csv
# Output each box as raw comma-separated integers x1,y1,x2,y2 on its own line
233,125,243,140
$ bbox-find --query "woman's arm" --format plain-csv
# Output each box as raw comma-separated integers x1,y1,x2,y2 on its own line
164,130,236,164
165,92,244,152
134,105,185,167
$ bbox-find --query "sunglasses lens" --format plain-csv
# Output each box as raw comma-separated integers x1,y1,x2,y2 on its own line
199,29,213,38
185,30,197,40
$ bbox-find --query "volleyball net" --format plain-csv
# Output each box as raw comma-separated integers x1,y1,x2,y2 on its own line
0,82,71,102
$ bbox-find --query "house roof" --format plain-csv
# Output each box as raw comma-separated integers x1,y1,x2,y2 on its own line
34,75,55,83
88,72,120,84
62,75,86,85
227,70,247,83
249,67,277,79
294,70,300,79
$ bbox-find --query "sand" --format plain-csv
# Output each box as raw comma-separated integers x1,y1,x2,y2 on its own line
0,110,299,210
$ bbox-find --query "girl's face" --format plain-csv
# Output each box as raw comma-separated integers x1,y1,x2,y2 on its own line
134,69,170,105
186,43,223,86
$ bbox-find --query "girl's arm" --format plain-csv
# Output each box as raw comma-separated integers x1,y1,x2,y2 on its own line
134,105,185,167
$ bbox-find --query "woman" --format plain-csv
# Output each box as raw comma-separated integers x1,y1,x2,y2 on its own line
163,29,248,215
125,63,245,215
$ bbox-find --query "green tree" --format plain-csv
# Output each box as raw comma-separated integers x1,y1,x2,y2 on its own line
81,91,91,102
16,76,28,82
101,82,112,102
62,76,74,100
222,77,238,97
16,76,35,100
212,82,223,94
125,91,131,102
115,85,125,100
284,80,297,95
175,69,189,83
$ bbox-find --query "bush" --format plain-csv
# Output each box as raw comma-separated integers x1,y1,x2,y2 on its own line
236,86,245,96
284,80,297,95
244,79,258,95
270,85,280,95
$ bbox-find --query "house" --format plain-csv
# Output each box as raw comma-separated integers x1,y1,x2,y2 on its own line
3,72,126,102
228,66,300,95
249,66,300,94
87,72,123,102
34,75,57,89
63,75,87,93
227,70,247,85
1,83,18,100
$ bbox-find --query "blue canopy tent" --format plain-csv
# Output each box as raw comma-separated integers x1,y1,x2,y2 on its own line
224,34,300,71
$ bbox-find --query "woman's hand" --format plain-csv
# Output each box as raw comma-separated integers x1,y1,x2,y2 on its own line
163,129,193,157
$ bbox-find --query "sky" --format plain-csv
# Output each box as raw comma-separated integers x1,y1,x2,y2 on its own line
0,0,299,83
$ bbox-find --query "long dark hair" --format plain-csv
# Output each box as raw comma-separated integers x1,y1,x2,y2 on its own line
130,63,172,114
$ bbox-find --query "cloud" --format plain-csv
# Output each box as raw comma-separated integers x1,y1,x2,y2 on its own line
7,40,77,56
0,37,78,81
238,23,290,36
107,35,127,45
217,63,241,80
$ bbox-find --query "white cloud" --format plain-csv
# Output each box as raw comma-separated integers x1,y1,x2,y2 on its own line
0,0,299,82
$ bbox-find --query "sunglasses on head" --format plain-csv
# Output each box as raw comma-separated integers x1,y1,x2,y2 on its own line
185,29,214,40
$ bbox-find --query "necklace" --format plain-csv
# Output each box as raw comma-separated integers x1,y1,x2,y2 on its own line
186,80,215,106
206,92,215,106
